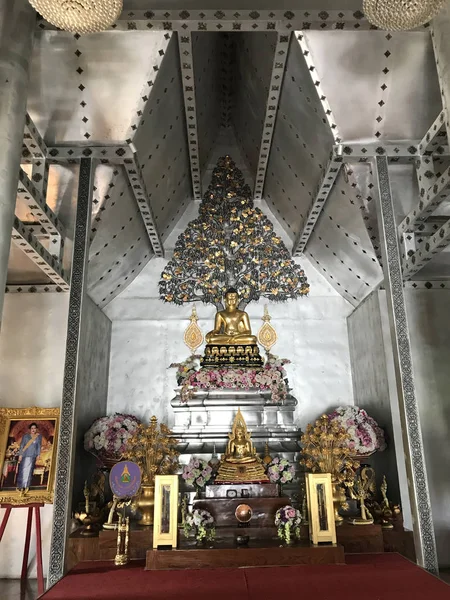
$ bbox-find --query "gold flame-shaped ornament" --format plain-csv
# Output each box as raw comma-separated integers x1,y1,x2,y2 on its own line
183,305,204,353
257,305,277,353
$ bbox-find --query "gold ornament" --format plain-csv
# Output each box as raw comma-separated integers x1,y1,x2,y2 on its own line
257,305,278,353
363,0,446,31
183,305,204,354
28,0,123,34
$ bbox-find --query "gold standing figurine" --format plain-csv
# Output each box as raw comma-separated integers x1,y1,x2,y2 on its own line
201,289,263,367
216,409,268,482
348,467,375,525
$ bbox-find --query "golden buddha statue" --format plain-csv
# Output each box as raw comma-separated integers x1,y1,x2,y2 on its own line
202,289,263,367
216,409,269,482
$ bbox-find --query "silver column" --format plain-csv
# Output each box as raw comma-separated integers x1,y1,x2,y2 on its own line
0,0,35,322
48,159,94,586
374,156,438,574
432,5,450,144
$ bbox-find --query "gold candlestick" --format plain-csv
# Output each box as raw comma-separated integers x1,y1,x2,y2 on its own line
114,514,130,566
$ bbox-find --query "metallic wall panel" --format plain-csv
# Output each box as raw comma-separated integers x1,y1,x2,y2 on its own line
264,35,334,242
133,34,192,239
28,31,170,143
124,1,364,8
192,33,222,174
405,288,450,567
304,31,442,143
306,170,383,306
347,291,403,507
72,296,112,505
375,156,438,573
232,32,276,187
87,165,153,308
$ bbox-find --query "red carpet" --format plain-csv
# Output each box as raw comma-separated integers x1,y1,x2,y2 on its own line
41,554,450,600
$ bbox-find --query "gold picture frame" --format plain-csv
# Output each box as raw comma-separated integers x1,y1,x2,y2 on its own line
153,475,179,549
0,407,60,505
306,473,337,545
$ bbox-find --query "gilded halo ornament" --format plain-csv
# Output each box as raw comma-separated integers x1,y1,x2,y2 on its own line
257,305,277,353
28,0,123,34
183,305,204,354
363,0,447,31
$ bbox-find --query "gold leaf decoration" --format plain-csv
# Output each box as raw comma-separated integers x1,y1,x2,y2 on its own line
183,305,204,353
257,305,277,353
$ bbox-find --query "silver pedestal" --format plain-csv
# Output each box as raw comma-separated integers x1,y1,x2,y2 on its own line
171,388,301,456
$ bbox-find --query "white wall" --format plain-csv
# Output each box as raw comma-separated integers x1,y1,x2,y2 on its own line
0,293,69,578
105,255,355,429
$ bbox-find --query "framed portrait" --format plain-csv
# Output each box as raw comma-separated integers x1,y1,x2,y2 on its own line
0,407,60,505
153,475,179,549
306,473,337,545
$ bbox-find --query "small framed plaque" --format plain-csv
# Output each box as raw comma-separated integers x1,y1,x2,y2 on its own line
153,475,179,549
306,473,336,545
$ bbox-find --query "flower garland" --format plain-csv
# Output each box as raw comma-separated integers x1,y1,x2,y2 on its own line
267,457,295,486
171,354,291,404
184,509,215,542
275,505,302,544
328,406,386,456
84,413,141,462
182,457,213,491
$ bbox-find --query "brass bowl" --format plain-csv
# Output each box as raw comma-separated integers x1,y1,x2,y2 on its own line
235,504,252,524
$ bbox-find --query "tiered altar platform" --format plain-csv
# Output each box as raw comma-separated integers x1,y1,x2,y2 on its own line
171,389,300,455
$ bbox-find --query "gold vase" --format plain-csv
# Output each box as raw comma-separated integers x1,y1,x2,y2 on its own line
136,484,155,526
332,482,346,526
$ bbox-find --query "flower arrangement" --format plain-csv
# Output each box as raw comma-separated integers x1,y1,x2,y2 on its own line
173,354,291,404
183,508,215,543
123,416,179,485
301,414,359,485
267,457,295,487
182,457,213,491
169,355,202,386
328,406,386,456
84,413,141,464
275,505,302,544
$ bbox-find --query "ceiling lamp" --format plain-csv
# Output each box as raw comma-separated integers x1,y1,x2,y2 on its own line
28,0,123,34
363,0,447,30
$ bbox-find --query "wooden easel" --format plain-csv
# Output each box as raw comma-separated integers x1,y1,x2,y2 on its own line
0,503,44,595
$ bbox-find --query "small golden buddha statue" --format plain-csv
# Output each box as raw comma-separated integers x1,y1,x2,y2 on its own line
202,289,263,367
216,409,269,482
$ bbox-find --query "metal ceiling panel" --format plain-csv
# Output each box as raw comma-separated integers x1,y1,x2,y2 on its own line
87,165,153,306
133,34,192,240
264,34,334,243
124,1,363,9
192,33,222,174
231,32,276,187
306,169,383,305
28,31,171,143
304,31,442,143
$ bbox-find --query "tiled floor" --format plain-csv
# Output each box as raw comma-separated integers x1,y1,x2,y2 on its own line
0,579,40,600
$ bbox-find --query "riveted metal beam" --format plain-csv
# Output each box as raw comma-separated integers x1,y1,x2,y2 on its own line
22,113,48,159
18,167,65,239
178,32,201,200
11,217,69,289
419,110,447,156
123,153,164,256
43,145,133,163
254,32,290,199
293,154,343,256
403,217,450,280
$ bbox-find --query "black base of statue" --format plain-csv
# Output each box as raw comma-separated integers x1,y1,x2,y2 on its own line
200,344,264,368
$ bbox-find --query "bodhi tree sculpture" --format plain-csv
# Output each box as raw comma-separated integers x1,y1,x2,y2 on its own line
159,156,309,309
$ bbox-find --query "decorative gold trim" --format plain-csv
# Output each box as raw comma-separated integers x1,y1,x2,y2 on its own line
0,407,60,505
257,305,277,353
183,305,204,354
306,473,336,545
153,475,179,549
